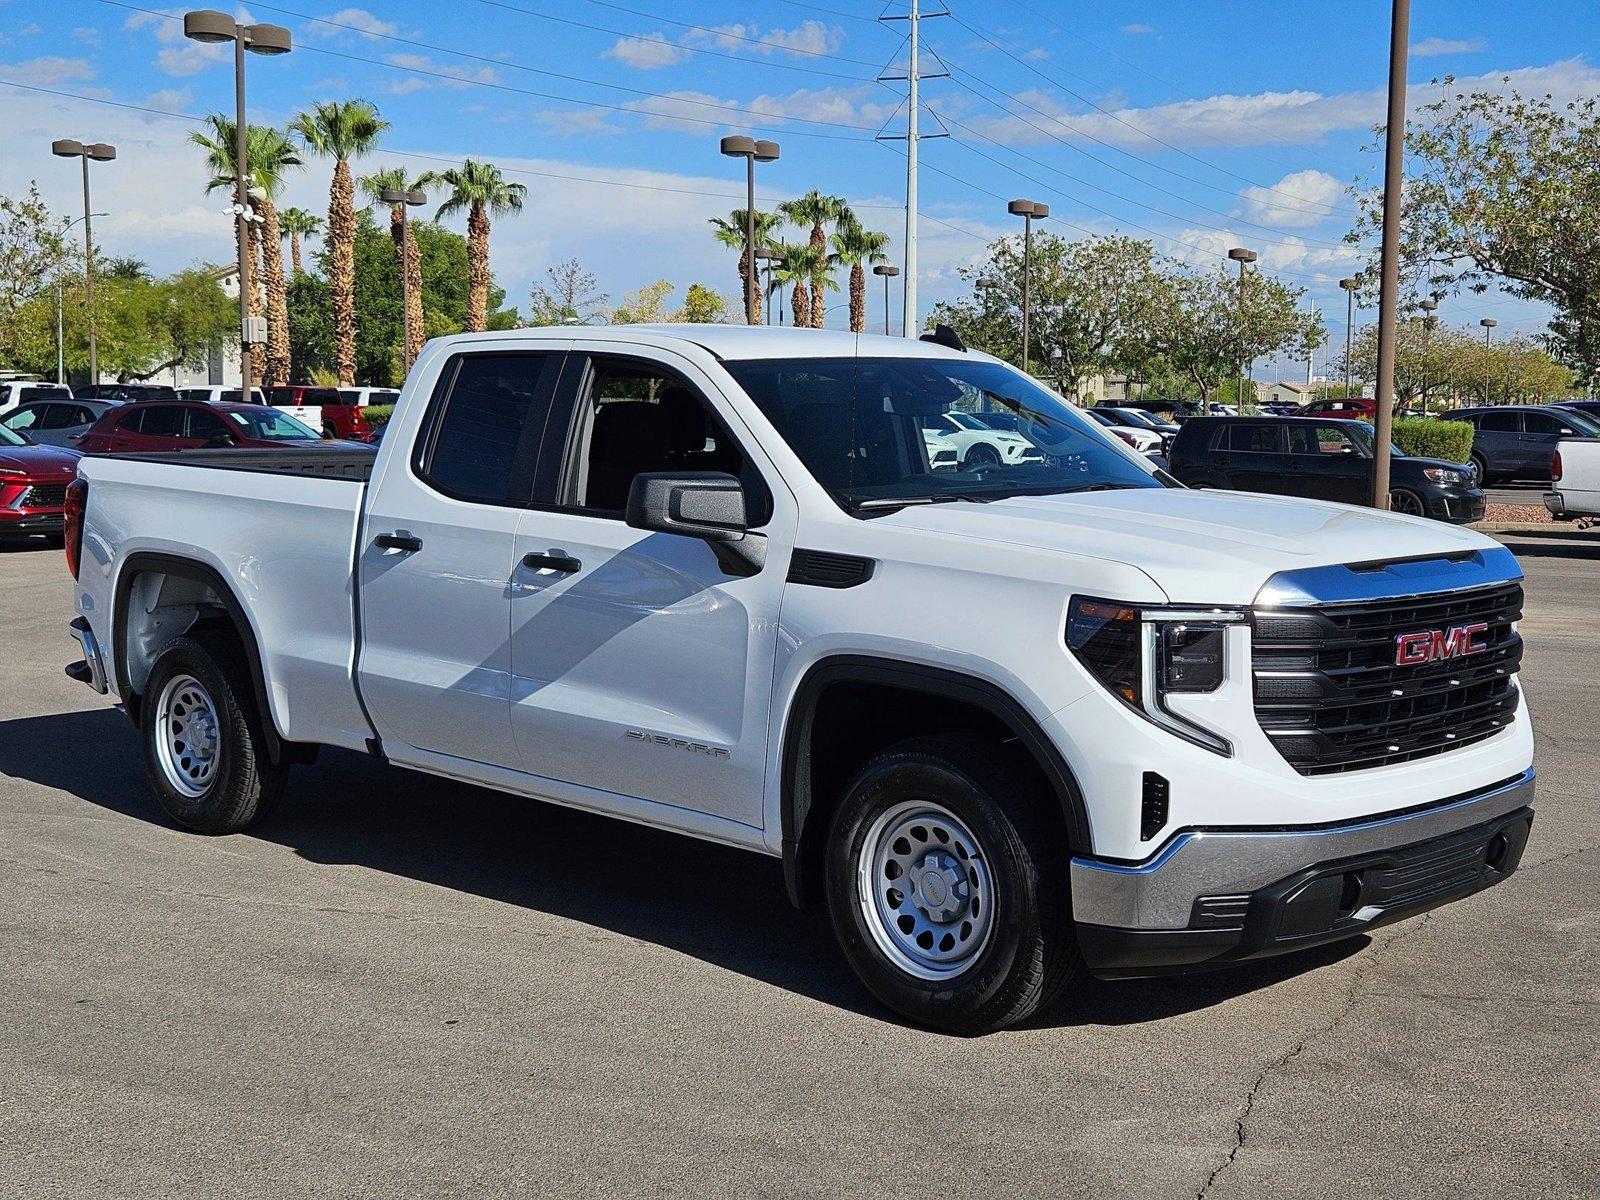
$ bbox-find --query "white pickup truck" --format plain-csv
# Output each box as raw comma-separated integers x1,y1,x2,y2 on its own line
1546,438,1600,518
63,325,1535,1034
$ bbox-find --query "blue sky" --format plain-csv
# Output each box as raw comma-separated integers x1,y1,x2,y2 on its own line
3,0,1597,364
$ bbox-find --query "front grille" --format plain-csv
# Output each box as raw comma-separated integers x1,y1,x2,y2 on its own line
1252,581,1523,774
17,483,67,509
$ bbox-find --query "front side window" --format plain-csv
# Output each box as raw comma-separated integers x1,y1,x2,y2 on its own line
724,355,1161,512
417,353,562,505
1287,423,1361,456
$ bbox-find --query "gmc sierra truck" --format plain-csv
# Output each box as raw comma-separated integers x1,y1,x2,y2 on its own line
1546,439,1600,519
63,326,1535,1034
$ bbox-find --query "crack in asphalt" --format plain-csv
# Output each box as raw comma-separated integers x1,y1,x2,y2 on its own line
1193,914,1434,1200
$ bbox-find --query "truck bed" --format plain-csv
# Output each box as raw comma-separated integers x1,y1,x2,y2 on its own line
103,446,377,480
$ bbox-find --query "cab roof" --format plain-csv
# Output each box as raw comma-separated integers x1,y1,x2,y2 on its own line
436,324,984,364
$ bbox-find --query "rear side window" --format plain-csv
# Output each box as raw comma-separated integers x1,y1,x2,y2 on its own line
1222,424,1280,453
304,388,342,405
135,406,187,437
1479,411,1519,432
36,404,81,430
416,353,564,505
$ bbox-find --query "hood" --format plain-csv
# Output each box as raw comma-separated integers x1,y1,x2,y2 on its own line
886,486,1497,606
0,444,81,478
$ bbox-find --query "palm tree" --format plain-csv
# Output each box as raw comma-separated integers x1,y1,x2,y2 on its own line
776,242,828,331
831,219,891,334
279,207,321,276
360,166,429,367
191,115,302,386
708,208,782,324
291,100,388,385
779,190,854,327
419,159,527,333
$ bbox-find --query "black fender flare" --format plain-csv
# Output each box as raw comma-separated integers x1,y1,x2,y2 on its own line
112,551,285,765
779,654,1093,907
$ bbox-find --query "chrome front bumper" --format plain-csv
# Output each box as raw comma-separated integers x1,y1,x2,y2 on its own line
1071,768,1535,931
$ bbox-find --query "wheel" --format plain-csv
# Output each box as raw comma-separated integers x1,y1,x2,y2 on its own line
140,630,288,834
963,443,1002,469
824,735,1082,1035
322,423,337,440
1470,453,1491,486
1388,488,1426,517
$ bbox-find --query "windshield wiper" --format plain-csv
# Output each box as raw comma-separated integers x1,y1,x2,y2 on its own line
852,493,1002,512
1052,482,1142,494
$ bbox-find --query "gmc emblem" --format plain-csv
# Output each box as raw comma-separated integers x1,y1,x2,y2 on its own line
1395,622,1490,666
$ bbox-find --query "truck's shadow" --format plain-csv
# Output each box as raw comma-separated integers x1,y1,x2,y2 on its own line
0,707,1362,1031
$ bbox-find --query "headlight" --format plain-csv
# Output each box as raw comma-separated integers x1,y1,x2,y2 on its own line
1067,597,1242,755
1423,467,1468,484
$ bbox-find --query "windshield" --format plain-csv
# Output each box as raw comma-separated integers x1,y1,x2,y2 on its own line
0,423,27,447
1114,408,1163,429
725,355,1163,512
1560,408,1600,435
1347,422,1406,458
224,408,319,440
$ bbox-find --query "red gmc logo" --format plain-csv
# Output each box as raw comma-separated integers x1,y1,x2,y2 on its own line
1395,622,1491,666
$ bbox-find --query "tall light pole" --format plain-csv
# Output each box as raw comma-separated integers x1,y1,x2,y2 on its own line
184,10,291,401
1371,0,1411,510
873,263,900,336
719,135,779,325
1339,277,1358,399
1008,199,1047,373
755,247,781,325
1417,296,1439,413
51,140,116,385
1228,246,1257,406
1481,318,1498,405
380,186,428,373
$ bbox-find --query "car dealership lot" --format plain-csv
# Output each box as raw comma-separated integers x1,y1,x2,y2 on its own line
0,535,1595,1197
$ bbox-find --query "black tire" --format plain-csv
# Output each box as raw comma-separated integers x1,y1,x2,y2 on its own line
1388,488,1427,517
824,735,1083,1035
140,630,288,834
963,443,1002,469
1470,452,1491,486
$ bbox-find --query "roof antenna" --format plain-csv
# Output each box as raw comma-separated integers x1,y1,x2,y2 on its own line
919,322,967,352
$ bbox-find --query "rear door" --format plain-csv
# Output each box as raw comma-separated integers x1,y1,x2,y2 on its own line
1215,421,1287,491
1475,409,1521,474
357,346,569,769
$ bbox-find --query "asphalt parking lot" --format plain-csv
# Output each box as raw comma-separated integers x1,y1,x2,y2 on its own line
1,531,1595,1198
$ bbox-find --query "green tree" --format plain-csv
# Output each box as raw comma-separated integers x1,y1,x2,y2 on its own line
0,183,77,362
675,283,728,323
708,208,782,323
1155,265,1324,401
279,207,321,275
609,279,674,325
527,257,607,326
774,242,827,330
779,191,853,327
1351,85,1600,384
292,99,389,384
359,165,430,365
831,218,890,334
420,159,527,333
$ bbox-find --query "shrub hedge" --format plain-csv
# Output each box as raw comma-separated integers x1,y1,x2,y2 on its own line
1393,417,1473,464
363,404,395,431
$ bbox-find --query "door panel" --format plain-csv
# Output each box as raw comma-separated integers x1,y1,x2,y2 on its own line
1284,423,1368,504
357,348,568,769
508,347,794,827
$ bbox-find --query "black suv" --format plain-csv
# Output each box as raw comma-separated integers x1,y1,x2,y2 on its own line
1168,416,1484,523
1451,404,1600,483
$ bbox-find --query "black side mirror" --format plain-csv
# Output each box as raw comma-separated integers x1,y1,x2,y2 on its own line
203,432,237,449
625,471,766,574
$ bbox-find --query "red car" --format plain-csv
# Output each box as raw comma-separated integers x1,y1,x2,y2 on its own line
0,421,80,542
266,385,370,441
75,400,330,453
1298,398,1378,418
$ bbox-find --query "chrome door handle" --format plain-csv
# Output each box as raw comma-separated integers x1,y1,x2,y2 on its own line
523,551,581,574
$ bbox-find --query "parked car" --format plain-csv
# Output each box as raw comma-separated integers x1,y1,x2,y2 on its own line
1554,400,1600,423
339,386,401,409
919,410,1045,468
78,382,179,403
1450,404,1600,483
1125,398,1200,423
1,398,117,447
75,400,334,453
1094,406,1178,450
921,428,960,470
267,385,370,441
1545,438,1600,518
1298,397,1377,418
0,380,73,416
66,325,1533,1035
1169,415,1485,522
176,386,267,405
0,421,80,541
1087,409,1164,457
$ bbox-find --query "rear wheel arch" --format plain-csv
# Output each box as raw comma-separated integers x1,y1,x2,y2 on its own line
112,552,285,764
779,656,1091,908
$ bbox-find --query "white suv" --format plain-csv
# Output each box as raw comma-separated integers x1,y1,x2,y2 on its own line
921,410,1046,468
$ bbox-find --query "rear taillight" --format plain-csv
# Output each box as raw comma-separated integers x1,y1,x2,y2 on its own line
64,477,87,580
1552,448,1563,483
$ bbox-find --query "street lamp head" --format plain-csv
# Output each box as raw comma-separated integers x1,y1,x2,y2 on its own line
719,134,757,158
1228,246,1258,263
1007,198,1038,216
1481,318,1497,329
243,22,293,54
1029,202,1049,219
86,143,117,161
379,187,405,205
754,247,781,262
873,264,900,278
1419,298,1439,313
183,9,237,42
405,188,428,207
51,138,85,158
1338,277,1358,291
753,139,780,162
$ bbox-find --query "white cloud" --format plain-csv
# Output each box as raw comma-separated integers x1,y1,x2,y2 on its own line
0,55,96,86
308,8,400,41
72,27,102,48
1411,36,1486,57
1121,24,1156,35
602,33,687,70
383,53,499,93
684,20,842,59
622,85,895,133
125,8,229,77
1026,47,1049,61
143,87,193,111
1238,169,1346,228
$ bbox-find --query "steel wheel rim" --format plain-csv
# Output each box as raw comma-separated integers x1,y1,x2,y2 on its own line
1389,489,1424,516
857,799,996,981
154,674,222,798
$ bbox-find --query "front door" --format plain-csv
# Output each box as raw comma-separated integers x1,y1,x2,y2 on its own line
1284,422,1370,504
507,347,794,828
357,348,569,769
